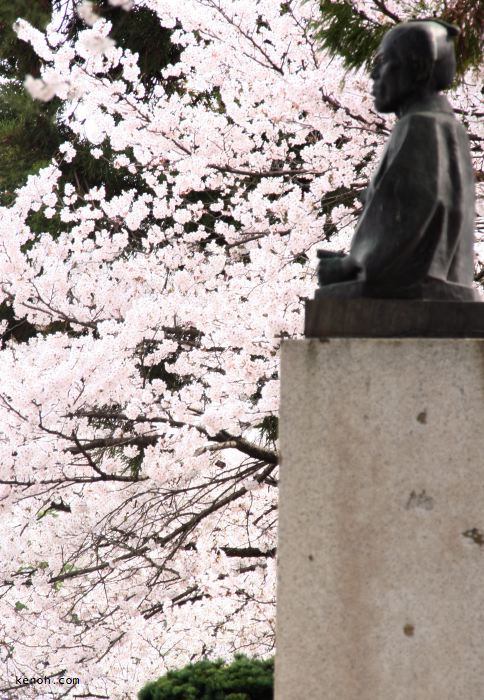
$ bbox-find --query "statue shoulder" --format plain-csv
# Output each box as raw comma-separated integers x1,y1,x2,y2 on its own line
397,109,470,154
390,109,456,154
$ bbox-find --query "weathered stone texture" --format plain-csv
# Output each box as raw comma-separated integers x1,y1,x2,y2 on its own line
276,339,484,700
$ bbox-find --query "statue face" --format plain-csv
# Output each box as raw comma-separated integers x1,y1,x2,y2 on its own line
370,35,416,113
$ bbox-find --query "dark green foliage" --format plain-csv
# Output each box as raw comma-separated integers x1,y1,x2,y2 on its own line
309,0,389,72
0,82,62,207
0,0,52,79
0,302,37,348
309,0,483,76
59,141,150,202
441,0,484,75
138,656,274,700
0,1,60,205
255,415,278,447
63,1,181,95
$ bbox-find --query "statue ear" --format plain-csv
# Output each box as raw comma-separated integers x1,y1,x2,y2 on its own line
411,53,434,85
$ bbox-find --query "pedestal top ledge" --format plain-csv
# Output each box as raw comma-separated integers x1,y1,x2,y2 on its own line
305,298,484,338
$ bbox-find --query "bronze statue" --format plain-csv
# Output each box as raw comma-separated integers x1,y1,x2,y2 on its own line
317,20,478,301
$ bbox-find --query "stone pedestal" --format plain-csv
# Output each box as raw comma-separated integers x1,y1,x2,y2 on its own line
276,336,484,700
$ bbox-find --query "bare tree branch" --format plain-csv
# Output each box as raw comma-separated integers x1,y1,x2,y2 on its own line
69,409,279,465
209,165,329,177
68,433,161,455
372,0,401,23
221,546,276,558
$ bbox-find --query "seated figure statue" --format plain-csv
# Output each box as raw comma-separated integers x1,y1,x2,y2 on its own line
317,19,478,301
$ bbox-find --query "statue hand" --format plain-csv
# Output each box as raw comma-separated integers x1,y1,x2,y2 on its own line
317,252,360,286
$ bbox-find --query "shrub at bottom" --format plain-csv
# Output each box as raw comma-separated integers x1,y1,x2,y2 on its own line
138,654,274,700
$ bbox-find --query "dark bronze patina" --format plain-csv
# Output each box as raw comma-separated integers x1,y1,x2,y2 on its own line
316,20,478,302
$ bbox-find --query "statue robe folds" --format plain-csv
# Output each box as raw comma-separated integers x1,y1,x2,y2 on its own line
317,95,478,300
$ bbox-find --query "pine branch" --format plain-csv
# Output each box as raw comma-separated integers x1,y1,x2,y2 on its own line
310,0,391,70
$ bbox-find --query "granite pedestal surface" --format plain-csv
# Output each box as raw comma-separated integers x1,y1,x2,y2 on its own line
275,299,484,700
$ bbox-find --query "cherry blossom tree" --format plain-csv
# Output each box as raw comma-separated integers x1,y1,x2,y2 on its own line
0,0,482,697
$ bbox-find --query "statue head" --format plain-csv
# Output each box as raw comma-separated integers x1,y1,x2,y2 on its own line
370,20,459,114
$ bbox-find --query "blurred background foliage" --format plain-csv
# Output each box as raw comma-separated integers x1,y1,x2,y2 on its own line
310,0,483,75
